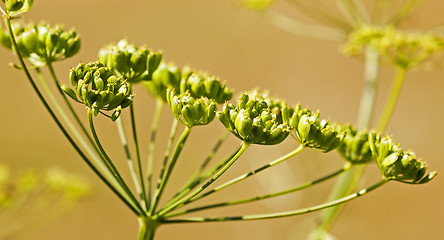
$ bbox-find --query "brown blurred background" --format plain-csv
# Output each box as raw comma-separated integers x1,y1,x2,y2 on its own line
1,0,443,239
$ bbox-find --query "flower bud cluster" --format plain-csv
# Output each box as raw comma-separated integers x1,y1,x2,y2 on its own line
167,89,217,128
282,105,343,152
217,92,290,145
144,63,182,101
62,62,133,121
0,22,80,66
180,70,233,104
98,39,162,83
336,125,373,164
2,0,33,16
369,132,436,184
343,25,444,69
145,63,233,104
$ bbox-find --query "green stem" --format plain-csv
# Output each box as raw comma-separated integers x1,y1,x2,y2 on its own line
47,62,97,149
158,142,250,216
262,9,344,41
87,109,145,215
150,125,190,215
163,179,388,223
161,146,242,212
3,15,140,216
312,46,380,238
166,164,350,218
116,117,145,209
169,130,229,202
138,217,160,240
130,103,149,210
146,99,164,208
35,68,110,175
184,145,306,205
376,66,407,132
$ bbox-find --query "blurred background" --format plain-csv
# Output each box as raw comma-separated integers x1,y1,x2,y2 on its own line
1,0,443,239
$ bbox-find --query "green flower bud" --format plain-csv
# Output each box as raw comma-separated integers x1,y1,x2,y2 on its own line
181,71,233,104
3,22,80,65
4,0,32,16
144,62,182,101
369,132,436,184
65,36,81,58
6,0,24,12
336,125,373,164
98,39,162,83
285,106,343,152
63,62,133,121
166,89,217,127
217,91,289,145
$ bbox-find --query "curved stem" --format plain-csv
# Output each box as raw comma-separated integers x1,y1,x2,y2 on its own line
163,179,388,223
158,142,250,216
47,62,97,149
146,99,164,208
116,117,145,209
376,66,407,132
312,46,380,237
166,164,350,218
87,110,144,215
35,68,110,175
161,146,242,212
184,145,306,205
130,103,149,210
150,124,190,215
3,15,141,216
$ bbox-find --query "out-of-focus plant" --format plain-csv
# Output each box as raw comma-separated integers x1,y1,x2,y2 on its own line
239,0,443,239
0,163,90,240
0,1,438,240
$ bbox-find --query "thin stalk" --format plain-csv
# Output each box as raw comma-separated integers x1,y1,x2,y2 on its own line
376,66,407,132
166,165,350,218
163,179,388,223
171,130,229,199
130,103,149,210
148,120,179,212
285,0,352,31
262,10,344,41
3,15,140,216
87,110,145,215
116,117,145,209
184,145,306,205
47,62,96,149
312,46,380,238
35,68,110,176
158,142,250,216
146,99,164,208
150,124,189,215
161,146,242,211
